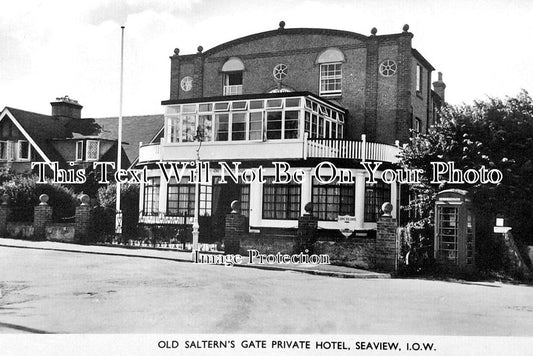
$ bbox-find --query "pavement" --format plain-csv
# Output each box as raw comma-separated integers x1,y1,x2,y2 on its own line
0,238,390,279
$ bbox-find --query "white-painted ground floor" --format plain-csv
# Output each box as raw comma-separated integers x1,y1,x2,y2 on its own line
137,161,399,235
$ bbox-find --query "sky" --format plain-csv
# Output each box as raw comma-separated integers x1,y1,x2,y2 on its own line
1,0,532,118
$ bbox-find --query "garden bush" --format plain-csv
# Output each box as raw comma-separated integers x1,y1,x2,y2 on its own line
0,174,78,222
96,183,140,238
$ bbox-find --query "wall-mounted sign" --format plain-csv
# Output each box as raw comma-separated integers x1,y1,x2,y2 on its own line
338,215,356,237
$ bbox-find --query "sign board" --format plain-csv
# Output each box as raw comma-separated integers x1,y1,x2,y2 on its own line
493,226,512,234
338,215,357,237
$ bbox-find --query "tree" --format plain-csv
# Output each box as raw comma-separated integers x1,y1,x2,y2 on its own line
400,90,533,269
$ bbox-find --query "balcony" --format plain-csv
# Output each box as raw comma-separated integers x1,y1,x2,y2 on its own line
138,135,400,164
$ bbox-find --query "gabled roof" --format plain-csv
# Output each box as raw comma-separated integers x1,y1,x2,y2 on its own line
412,48,435,71
2,107,163,164
4,107,69,164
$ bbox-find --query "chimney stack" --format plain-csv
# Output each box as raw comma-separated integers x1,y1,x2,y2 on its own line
432,72,446,103
51,96,83,119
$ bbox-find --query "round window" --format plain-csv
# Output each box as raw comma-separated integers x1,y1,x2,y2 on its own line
379,60,397,77
273,64,288,80
180,76,193,91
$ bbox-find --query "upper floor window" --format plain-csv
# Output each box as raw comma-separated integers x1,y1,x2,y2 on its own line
320,63,342,95
86,140,99,161
18,140,30,160
414,117,421,133
316,48,345,96
164,96,343,144
0,140,30,161
221,57,244,96
416,64,423,93
0,141,7,160
76,141,84,161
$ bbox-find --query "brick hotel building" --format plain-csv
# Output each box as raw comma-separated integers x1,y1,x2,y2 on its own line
136,22,445,245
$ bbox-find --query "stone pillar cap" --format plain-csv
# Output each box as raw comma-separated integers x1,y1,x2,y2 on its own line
381,202,393,217
39,194,49,205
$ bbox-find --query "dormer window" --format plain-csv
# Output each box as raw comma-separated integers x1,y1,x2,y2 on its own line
221,57,244,96
316,48,345,96
86,140,99,161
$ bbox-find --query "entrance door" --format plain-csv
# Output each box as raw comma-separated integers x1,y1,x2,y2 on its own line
212,180,242,241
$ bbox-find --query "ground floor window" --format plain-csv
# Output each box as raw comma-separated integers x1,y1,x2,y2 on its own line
199,184,212,216
365,180,391,222
167,177,195,217
143,177,160,215
262,177,301,220
239,184,250,217
312,178,355,221
212,177,250,217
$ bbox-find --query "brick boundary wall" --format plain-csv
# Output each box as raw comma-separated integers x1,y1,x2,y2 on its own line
75,205,91,243
225,213,247,254
314,239,376,269
34,204,52,241
0,204,9,238
375,215,399,272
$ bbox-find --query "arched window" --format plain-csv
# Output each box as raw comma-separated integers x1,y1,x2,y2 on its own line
221,57,244,95
316,48,345,96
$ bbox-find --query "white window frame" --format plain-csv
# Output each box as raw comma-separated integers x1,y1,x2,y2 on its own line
76,140,84,161
17,140,30,161
416,64,423,93
86,140,100,161
7,141,15,161
319,62,342,96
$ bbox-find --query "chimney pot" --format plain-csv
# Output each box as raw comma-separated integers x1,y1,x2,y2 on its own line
432,72,446,104
51,96,83,119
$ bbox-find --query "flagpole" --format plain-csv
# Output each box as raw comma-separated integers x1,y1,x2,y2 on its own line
115,25,125,237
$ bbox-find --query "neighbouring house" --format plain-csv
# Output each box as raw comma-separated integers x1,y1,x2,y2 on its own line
0,96,163,178
135,22,446,247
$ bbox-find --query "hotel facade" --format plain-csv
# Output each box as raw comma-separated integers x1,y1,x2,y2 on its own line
136,22,445,243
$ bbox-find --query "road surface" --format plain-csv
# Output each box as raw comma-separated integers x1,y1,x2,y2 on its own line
1,246,532,335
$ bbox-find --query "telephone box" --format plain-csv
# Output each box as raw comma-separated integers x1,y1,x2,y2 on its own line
434,189,475,268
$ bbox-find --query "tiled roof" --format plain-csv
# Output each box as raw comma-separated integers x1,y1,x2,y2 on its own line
91,115,164,163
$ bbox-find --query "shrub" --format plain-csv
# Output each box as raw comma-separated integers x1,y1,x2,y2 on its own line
0,175,78,222
96,183,140,237
89,206,116,243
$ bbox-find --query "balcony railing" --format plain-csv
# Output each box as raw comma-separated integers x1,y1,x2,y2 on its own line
305,136,400,162
138,134,400,164
223,85,243,96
